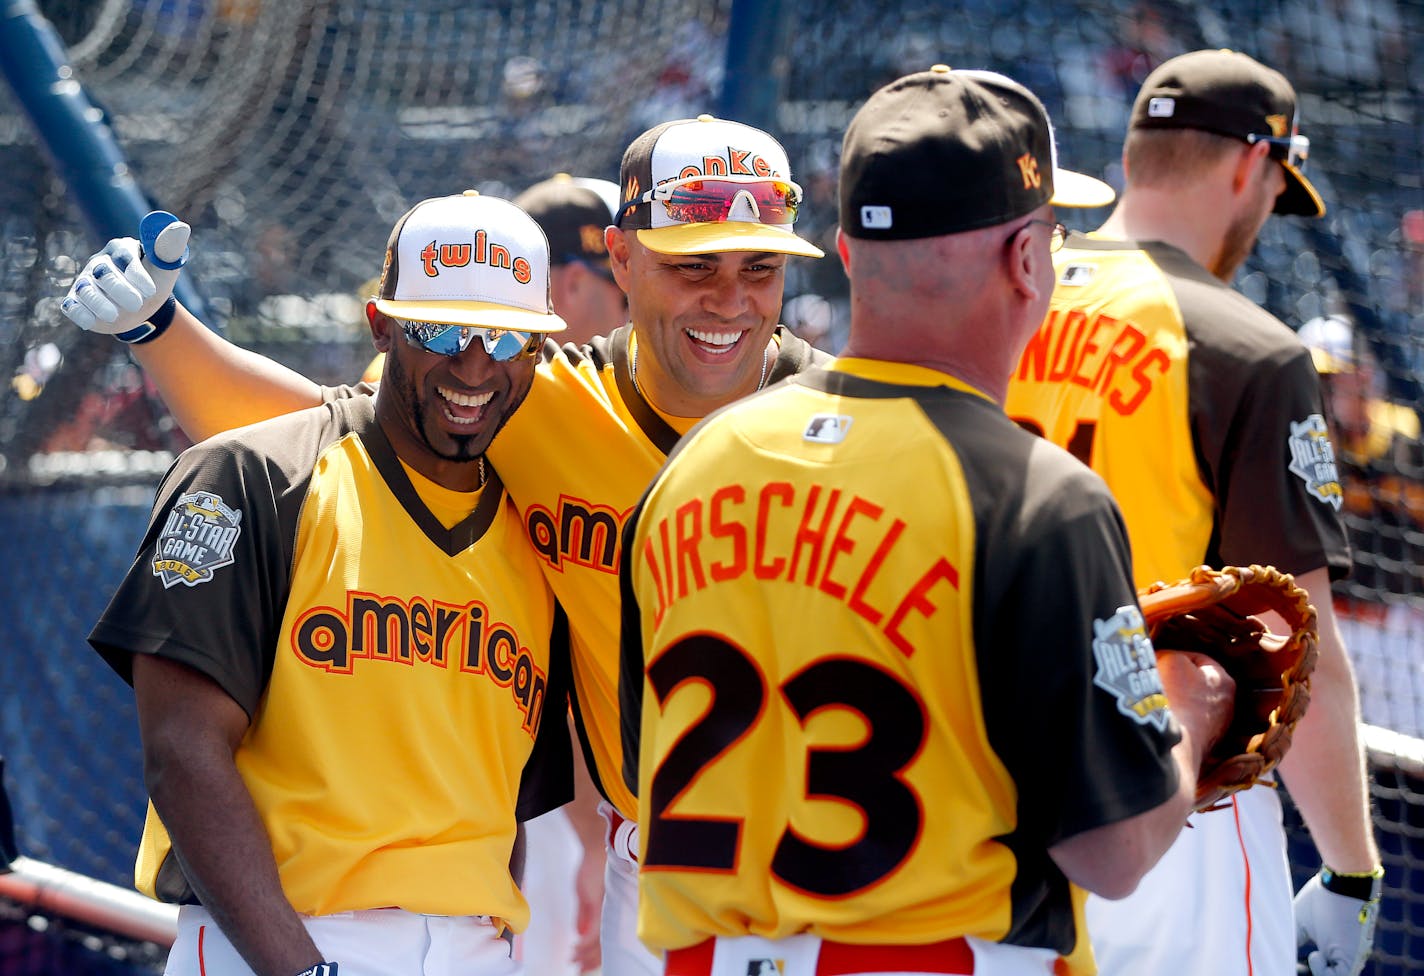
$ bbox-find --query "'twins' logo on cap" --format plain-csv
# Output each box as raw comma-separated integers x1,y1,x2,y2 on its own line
421,229,533,284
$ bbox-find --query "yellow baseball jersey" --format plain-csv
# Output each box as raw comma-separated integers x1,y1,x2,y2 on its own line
619,358,1182,956
485,324,828,819
1004,235,1349,586
90,394,571,927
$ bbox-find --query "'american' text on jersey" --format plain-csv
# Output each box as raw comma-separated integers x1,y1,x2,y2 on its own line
291,592,547,734
640,481,957,656
526,494,627,574
1017,308,1168,414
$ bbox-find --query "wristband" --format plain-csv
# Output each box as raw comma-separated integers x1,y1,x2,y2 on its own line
293,964,338,976
1320,864,1384,900
116,295,177,345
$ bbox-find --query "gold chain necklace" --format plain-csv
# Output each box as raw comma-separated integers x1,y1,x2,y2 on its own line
630,340,770,402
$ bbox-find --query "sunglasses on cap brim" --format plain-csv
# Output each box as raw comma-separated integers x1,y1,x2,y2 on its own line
1246,132,1310,170
615,175,802,227
397,317,540,361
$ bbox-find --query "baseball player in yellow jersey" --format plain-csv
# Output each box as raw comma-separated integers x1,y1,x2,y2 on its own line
1002,50,1383,976
503,172,626,976
61,119,828,974
85,193,574,976
619,65,1238,976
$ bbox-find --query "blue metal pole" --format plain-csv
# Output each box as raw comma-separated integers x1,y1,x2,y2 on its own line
0,0,207,320
717,0,792,133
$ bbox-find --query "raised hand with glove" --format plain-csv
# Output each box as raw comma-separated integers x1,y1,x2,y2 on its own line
60,210,190,344
1295,865,1384,976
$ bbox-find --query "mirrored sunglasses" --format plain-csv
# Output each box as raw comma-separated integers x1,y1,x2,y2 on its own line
398,318,539,361
615,176,802,227
1247,132,1310,170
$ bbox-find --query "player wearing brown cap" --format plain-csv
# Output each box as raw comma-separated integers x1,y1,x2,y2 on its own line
513,174,627,345
619,65,1233,976
1004,48,1382,976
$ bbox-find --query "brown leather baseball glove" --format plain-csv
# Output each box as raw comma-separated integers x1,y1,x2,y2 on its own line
1137,564,1319,813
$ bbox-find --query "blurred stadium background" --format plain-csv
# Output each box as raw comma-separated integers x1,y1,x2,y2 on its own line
0,0,1419,973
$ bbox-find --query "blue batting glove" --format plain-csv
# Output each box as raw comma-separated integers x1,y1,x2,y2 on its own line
292,964,338,976
60,211,190,344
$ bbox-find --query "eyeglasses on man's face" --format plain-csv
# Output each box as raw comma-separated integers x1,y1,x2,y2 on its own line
1247,132,1310,170
1008,219,1067,253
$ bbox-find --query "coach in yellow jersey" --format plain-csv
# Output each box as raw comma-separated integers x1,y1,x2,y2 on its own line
619,65,1236,976
87,193,573,976
1002,50,1383,976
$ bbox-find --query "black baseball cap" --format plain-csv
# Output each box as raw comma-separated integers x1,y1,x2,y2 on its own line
513,174,617,274
840,65,1114,241
1129,49,1324,218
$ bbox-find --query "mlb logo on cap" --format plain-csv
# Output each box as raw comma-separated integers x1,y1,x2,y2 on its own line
1147,97,1177,117
375,190,566,333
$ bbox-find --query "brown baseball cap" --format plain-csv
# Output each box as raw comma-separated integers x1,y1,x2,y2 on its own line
840,65,1114,240
1129,49,1324,218
513,174,617,275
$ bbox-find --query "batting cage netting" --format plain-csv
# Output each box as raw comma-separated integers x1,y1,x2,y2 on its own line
0,0,1421,973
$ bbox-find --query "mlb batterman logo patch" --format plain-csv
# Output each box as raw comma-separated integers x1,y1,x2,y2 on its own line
803,414,852,444
151,490,243,588
1287,413,1343,510
1092,605,1171,731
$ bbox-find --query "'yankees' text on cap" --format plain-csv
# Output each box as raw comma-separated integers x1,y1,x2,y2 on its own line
375,190,567,333
840,64,1114,241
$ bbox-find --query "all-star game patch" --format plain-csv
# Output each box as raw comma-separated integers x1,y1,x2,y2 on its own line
151,489,243,588
1092,604,1171,731
1287,413,1344,510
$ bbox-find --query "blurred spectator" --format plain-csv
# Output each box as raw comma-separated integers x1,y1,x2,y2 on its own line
1397,208,1424,316
1276,0,1408,89
1099,2,1182,103
1301,313,1424,738
628,21,723,134
1059,3,1185,134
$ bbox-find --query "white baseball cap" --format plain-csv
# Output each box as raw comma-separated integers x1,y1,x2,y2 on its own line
1297,314,1361,374
374,190,567,333
614,116,824,258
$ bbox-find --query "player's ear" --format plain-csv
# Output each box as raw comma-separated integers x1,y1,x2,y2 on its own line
1232,138,1272,195
607,226,632,289
1003,223,1047,303
367,300,394,352
835,227,851,275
